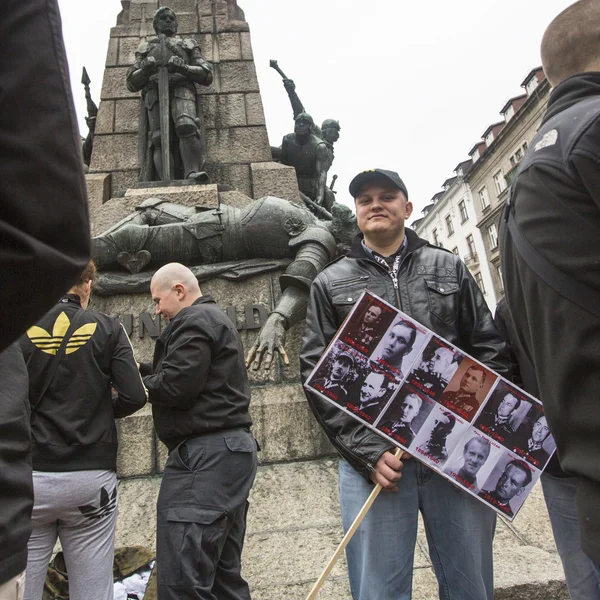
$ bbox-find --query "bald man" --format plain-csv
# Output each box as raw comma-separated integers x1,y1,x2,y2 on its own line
140,263,257,599
500,0,600,568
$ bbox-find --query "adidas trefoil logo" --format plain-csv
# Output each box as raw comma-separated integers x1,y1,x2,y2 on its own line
27,312,97,355
78,486,117,520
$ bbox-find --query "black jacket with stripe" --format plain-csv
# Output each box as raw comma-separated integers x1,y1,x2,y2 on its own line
20,295,147,472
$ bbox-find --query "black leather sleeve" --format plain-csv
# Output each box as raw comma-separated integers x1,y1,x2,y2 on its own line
300,271,393,481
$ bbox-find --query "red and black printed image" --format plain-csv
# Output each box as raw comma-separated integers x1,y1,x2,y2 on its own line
438,358,497,422
409,404,467,468
376,389,434,447
407,337,463,400
474,381,534,450
307,342,368,407
443,431,503,494
478,452,537,520
371,317,428,381
340,295,396,356
345,368,399,424
506,404,556,470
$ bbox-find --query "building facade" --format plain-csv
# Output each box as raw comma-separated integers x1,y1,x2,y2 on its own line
466,68,551,299
413,161,498,311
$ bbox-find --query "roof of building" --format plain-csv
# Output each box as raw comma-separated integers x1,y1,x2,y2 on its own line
454,159,473,176
521,66,545,88
442,175,458,189
469,141,487,157
500,94,527,115
482,121,506,140
421,203,435,215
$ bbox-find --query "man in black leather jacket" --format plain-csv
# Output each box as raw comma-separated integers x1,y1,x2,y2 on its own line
301,168,509,600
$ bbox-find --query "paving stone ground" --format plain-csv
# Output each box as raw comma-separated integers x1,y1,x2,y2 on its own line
116,458,568,599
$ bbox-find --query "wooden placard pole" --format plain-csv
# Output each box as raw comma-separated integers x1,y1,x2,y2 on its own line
306,448,404,600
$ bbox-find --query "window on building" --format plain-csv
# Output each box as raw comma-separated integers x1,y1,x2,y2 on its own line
466,234,477,256
452,246,459,256
497,266,504,291
526,76,539,95
475,272,486,294
445,214,454,236
432,228,440,246
459,199,468,223
485,132,494,146
479,187,490,210
488,223,498,249
523,141,528,151
493,170,507,195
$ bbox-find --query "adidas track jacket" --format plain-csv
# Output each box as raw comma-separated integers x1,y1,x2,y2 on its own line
20,294,147,471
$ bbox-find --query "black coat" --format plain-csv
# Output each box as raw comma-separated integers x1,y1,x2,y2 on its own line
0,344,32,584
500,73,600,563
0,0,90,354
142,296,252,450
301,229,509,480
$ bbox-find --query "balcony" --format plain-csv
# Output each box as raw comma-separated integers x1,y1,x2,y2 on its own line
464,253,479,268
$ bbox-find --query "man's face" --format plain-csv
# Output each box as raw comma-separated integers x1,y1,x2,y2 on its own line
431,414,453,439
295,117,312,136
462,439,490,477
354,181,413,241
400,395,420,423
360,373,386,404
460,368,484,395
155,10,177,35
381,323,413,364
498,394,519,418
495,464,528,501
330,358,351,381
428,348,452,376
364,305,382,325
322,126,340,144
151,282,181,322
531,416,551,444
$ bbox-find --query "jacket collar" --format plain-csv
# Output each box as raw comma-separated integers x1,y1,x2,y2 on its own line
543,72,600,124
347,227,428,260
157,295,216,343
59,293,83,307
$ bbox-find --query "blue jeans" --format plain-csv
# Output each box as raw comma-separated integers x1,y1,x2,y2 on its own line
339,459,496,600
541,473,600,600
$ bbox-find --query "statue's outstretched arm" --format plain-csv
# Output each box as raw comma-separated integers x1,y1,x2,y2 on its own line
283,78,305,120
246,285,308,371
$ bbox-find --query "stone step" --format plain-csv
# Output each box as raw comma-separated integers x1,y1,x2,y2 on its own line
115,458,568,599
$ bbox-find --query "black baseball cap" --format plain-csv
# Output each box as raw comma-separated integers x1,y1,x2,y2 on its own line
349,169,409,200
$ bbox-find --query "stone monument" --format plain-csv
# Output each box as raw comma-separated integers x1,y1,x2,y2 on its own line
86,0,352,480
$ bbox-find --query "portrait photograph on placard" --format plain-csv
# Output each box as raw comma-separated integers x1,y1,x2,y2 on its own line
474,381,535,449
306,341,370,410
406,337,463,400
506,403,556,470
376,388,435,447
478,451,538,520
339,293,397,357
443,429,504,494
409,403,467,469
345,366,399,425
438,358,497,422
370,316,429,382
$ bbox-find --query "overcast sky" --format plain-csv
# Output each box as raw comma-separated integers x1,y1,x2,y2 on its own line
58,0,574,215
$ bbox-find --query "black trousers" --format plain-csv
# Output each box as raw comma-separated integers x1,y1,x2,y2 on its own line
156,428,258,600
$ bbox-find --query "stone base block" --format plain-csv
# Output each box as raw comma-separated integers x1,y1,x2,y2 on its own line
124,183,220,208
86,173,112,236
116,404,155,478
249,384,333,463
251,162,301,204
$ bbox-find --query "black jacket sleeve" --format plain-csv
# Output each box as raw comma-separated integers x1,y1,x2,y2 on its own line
300,273,393,481
110,323,147,418
143,317,211,409
0,0,90,354
455,260,511,377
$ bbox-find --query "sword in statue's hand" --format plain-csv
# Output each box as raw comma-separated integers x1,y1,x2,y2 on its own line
158,33,171,181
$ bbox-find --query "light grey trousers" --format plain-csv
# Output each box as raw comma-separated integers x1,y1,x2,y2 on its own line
23,470,118,600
